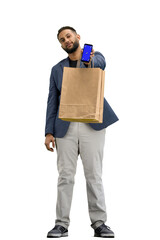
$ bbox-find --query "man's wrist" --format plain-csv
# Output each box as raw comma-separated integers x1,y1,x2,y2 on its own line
84,63,89,68
46,133,53,137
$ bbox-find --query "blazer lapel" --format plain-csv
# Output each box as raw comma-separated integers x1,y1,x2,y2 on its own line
63,57,70,67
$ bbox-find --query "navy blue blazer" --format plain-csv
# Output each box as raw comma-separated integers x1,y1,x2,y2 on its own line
45,51,119,138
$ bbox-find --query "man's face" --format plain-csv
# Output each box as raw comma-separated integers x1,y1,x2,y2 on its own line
58,29,80,54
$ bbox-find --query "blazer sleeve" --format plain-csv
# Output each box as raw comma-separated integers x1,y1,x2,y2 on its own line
92,51,106,70
45,67,59,137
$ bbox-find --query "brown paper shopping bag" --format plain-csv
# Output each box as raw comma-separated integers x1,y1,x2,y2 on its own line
59,60,105,123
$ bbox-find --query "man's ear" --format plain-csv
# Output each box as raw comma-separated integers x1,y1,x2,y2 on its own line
76,34,81,41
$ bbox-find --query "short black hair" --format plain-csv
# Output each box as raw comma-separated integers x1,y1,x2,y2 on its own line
57,26,77,40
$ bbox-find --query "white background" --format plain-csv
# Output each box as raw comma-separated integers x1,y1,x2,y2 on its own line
0,0,160,239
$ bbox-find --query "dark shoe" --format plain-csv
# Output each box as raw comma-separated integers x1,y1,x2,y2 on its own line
47,225,68,238
94,223,115,238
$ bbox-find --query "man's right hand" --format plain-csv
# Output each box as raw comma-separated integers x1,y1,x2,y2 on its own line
45,134,55,152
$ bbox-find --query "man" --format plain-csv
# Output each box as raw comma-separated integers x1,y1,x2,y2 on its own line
45,26,119,238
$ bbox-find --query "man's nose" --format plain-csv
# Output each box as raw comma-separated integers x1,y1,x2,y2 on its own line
65,38,69,44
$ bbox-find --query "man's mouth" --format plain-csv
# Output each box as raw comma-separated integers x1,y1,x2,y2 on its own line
66,43,72,48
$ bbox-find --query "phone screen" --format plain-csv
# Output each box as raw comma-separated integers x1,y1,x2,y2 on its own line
81,44,93,62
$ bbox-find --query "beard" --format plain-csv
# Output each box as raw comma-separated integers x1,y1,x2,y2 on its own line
62,40,79,54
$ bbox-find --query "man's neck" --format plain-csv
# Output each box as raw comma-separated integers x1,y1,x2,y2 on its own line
68,45,82,61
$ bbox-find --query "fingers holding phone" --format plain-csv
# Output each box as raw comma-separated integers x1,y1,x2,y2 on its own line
89,48,95,61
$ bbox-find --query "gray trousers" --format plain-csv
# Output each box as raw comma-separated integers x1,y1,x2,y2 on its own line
54,122,107,230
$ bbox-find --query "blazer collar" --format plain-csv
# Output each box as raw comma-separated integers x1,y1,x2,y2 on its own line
63,57,70,67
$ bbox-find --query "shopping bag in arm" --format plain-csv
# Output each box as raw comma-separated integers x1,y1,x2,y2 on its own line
58,59,105,123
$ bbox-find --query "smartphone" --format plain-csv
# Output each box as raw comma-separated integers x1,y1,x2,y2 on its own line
81,44,93,63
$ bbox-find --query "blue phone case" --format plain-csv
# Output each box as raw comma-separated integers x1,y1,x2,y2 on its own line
81,44,93,62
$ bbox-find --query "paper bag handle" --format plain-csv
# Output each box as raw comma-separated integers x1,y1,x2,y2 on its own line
76,58,94,68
